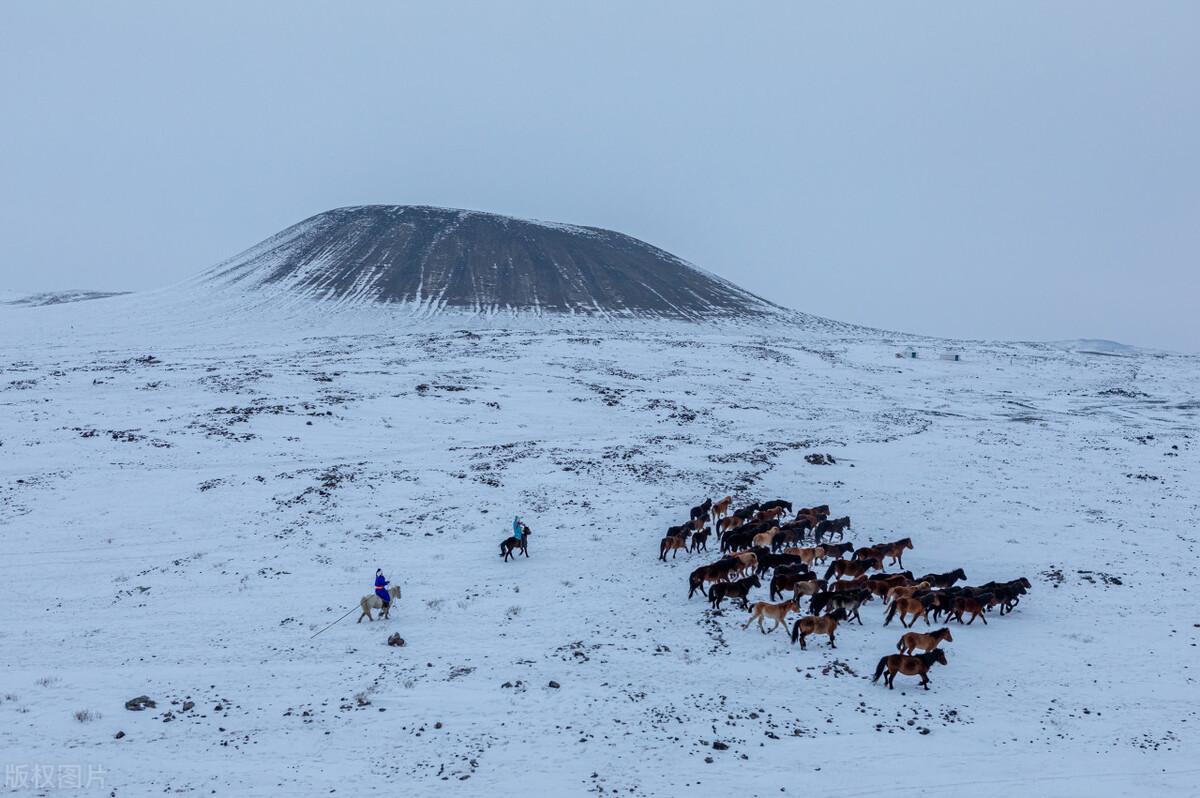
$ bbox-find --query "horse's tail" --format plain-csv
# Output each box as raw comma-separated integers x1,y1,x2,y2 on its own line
790,619,802,644
896,635,905,652
659,539,667,561
499,540,506,557
872,656,888,683
884,601,899,626
823,561,837,581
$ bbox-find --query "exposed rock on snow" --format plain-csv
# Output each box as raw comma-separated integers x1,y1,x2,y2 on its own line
124,696,156,711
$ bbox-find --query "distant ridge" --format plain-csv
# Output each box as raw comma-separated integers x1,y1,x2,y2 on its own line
5,290,131,307
199,205,781,320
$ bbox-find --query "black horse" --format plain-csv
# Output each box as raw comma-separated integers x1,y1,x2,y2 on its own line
500,525,532,562
690,499,713,521
810,588,872,624
732,502,761,520
917,568,967,589
759,499,793,515
708,574,761,610
813,516,851,544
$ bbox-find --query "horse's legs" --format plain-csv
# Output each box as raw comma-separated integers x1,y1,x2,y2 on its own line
920,672,930,690
828,631,836,648
979,610,988,625
799,632,807,650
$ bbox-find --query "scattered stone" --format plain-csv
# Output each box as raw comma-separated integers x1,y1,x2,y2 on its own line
387,633,405,647
548,681,561,689
114,731,125,739
124,695,156,711
181,701,195,712
712,741,729,750
435,721,443,729
214,704,224,712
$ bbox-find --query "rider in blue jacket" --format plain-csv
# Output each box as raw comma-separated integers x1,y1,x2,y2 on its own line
374,569,391,607
513,516,523,541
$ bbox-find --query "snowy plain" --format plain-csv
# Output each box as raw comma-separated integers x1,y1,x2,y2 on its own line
1,292,1198,796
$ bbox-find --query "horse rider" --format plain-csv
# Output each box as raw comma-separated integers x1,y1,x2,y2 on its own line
512,515,523,541
374,569,392,609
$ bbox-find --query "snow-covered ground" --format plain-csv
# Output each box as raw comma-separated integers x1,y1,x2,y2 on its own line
2,296,1198,796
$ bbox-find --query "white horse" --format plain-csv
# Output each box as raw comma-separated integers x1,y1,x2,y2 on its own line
357,585,401,623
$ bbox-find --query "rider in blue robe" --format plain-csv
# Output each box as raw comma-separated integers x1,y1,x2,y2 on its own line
374,569,391,606
513,516,523,541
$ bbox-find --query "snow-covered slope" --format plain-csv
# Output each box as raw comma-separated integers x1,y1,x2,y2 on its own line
2,301,1198,796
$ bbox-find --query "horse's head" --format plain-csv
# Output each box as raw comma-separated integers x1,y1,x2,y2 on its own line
954,568,967,581
828,607,848,622
750,574,762,588
932,648,949,666
936,628,953,642
901,537,912,549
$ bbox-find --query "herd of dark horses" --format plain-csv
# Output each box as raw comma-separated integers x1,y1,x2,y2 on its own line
661,496,1032,690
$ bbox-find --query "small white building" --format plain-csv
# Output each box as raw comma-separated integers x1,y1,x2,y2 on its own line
940,351,962,362
896,348,919,359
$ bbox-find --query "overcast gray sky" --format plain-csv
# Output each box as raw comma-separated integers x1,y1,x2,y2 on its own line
2,2,1196,350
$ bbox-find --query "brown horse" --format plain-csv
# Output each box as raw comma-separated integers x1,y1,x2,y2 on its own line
789,607,847,649
884,596,930,627
728,550,758,578
853,544,886,561
711,495,733,521
742,597,800,634
830,576,869,592
782,546,825,567
867,573,911,599
884,581,930,604
872,649,948,690
659,531,690,560
716,515,745,535
897,627,953,655
794,505,830,524
950,593,992,625
688,559,737,598
757,506,785,523
879,537,914,568
752,528,780,549
824,556,883,581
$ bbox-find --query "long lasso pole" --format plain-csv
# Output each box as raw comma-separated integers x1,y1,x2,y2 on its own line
310,605,359,639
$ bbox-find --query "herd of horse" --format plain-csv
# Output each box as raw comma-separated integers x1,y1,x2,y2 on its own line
662,496,1032,690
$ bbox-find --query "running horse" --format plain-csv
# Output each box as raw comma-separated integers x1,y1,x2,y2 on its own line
872,649,948,690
